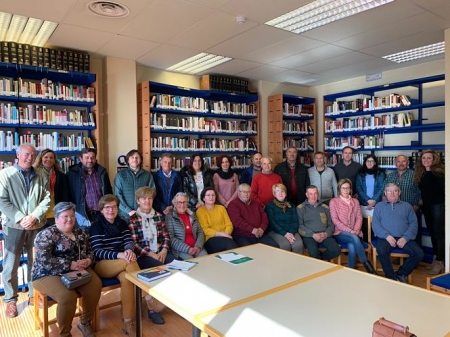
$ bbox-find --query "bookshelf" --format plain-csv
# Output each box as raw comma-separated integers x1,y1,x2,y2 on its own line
268,94,316,166
0,232,29,293
137,81,260,171
0,62,98,171
323,75,445,169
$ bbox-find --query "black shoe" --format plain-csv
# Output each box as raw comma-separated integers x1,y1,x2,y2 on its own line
148,310,165,324
395,272,408,283
363,261,376,274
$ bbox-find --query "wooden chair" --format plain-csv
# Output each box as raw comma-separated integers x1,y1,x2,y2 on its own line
34,289,83,337
427,273,450,295
368,216,412,283
93,277,121,331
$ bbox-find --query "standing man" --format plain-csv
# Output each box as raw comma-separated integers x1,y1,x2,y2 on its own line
0,144,50,317
251,157,282,207
333,146,361,189
153,153,183,215
297,185,340,261
227,183,278,248
114,149,155,220
274,147,310,205
67,148,112,222
372,183,424,283
239,152,262,185
308,152,337,205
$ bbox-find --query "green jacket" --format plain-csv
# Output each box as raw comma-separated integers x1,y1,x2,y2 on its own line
0,165,50,229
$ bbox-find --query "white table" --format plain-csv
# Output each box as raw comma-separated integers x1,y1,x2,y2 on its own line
199,267,450,337
125,244,340,337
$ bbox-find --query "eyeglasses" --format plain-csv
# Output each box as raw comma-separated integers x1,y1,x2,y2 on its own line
366,159,375,163
176,201,188,205
341,187,351,190
238,190,251,194
103,205,118,210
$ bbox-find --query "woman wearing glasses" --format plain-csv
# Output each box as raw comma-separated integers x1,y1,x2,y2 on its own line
165,192,207,260
330,179,375,274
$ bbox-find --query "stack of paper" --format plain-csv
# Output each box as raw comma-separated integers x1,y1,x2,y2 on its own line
166,260,197,271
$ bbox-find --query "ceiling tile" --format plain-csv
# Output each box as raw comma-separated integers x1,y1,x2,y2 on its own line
48,24,113,52
297,52,377,74
197,59,261,76
272,45,352,69
264,69,314,84
183,0,232,9
96,35,160,60
120,0,213,43
0,0,77,22
236,65,290,81
137,44,201,70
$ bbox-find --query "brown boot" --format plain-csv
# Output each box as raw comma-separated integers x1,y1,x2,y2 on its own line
428,260,444,275
122,320,136,337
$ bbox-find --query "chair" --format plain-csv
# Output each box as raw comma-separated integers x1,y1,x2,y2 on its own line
34,289,83,337
93,277,121,331
367,216,412,283
427,273,450,295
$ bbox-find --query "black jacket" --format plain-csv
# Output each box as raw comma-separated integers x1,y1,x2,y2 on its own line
180,167,214,212
273,161,310,206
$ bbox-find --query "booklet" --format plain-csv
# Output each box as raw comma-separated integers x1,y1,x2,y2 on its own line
137,268,171,282
166,260,198,271
215,252,254,265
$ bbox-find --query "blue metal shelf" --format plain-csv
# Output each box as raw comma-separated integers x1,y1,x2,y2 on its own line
150,107,257,120
150,129,256,137
325,123,444,137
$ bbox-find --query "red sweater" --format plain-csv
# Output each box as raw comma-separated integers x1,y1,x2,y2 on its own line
251,172,282,206
227,198,269,237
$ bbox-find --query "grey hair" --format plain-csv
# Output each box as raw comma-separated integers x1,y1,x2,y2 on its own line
384,183,399,192
172,192,189,205
53,202,76,218
16,143,36,154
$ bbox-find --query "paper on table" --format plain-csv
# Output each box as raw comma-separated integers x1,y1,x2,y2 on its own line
166,259,197,271
215,252,254,265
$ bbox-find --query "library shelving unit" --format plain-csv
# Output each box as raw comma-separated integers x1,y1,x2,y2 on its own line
268,94,316,166
323,74,445,169
0,232,29,293
137,81,260,171
0,62,98,171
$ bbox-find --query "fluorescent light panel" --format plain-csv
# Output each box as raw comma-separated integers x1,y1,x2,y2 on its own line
265,0,395,34
383,42,445,63
0,11,58,47
167,53,232,74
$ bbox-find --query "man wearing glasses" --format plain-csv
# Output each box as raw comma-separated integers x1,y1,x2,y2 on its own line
372,183,424,283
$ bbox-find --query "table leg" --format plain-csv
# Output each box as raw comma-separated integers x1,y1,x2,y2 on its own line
135,285,142,337
192,325,201,337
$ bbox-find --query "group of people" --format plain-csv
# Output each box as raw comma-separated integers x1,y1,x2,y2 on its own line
0,143,445,337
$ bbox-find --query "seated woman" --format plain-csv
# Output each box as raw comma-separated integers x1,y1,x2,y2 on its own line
196,187,238,254
90,194,163,332
165,192,208,260
128,186,175,269
265,184,303,254
180,153,214,212
329,179,375,274
32,202,101,337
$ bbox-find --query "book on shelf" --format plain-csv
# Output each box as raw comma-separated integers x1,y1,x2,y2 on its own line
215,252,254,265
137,268,171,282
166,260,197,271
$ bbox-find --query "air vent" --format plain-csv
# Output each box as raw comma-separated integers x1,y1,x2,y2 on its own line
87,1,130,18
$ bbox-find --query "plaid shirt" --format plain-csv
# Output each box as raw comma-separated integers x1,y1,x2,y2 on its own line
128,211,170,255
384,169,421,207
83,166,102,211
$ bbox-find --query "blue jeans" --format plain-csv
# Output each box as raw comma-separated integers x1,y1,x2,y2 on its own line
334,232,368,268
376,238,424,280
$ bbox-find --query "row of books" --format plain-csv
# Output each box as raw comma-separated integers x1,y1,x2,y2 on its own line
0,264,29,292
283,137,314,152
283,103,314,117
325,112,414,132
151,113,257,133
17,78,95,102
0,156,80,173
152,94,257,116
325,94,412,115
200,74,249,95
151,154,253,171
0,103,95,127
0,130,94,152
324,135,384,150
1,41,90,73
283,121,314,134
151,136,258,153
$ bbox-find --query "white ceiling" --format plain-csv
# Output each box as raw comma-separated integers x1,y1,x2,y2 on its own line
2,0,450,86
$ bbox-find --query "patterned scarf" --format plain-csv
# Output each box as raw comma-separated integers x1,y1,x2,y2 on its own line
273,198,291,213
136,207,156,242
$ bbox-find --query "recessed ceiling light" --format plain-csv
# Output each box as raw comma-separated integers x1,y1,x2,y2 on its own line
87,1,130,18
166,53,233,75
382,42,445,63
266,0,395,34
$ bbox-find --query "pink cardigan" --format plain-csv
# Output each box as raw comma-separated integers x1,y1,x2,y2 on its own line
329,197,363,236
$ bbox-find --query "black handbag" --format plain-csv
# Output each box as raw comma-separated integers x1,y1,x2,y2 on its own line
60,240,92,289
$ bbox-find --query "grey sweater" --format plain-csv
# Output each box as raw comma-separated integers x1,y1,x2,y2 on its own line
297,201,335,238
307,166,337,204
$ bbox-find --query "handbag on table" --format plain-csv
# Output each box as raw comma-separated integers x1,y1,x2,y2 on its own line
373,317,417,337
60,241,92,290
